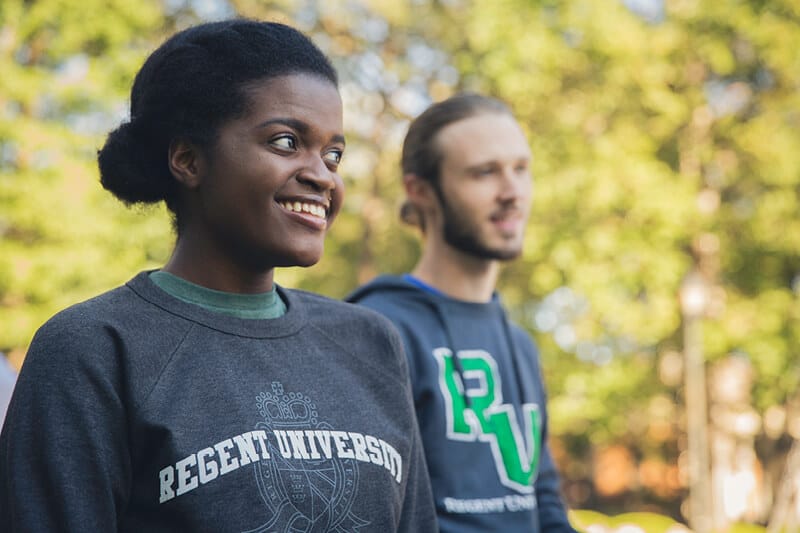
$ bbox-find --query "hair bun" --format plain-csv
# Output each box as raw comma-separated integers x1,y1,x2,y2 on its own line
97,120,172,205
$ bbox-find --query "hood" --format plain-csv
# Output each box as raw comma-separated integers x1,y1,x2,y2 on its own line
345,274,424,304
347,274,525,408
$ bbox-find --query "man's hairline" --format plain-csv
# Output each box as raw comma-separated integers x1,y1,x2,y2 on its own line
426,109,520,182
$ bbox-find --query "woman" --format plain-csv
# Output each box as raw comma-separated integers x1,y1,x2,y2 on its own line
0,20,436,532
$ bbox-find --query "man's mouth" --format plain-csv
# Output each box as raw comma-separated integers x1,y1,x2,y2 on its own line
490,209,525,234
490,209,523,223
279,200,328,220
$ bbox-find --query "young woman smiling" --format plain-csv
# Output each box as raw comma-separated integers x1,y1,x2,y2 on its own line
0,20,436,533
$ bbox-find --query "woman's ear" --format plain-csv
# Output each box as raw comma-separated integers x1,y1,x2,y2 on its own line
168,139,203,189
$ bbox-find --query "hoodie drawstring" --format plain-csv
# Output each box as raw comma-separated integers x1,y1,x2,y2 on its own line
424,297,527,412
424,298,473,409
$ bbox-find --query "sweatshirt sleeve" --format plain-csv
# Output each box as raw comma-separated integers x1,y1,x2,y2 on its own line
396,415,438,532
0,315,131,532
380,321,437,532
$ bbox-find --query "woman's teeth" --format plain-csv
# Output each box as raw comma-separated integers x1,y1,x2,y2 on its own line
280,201,326,219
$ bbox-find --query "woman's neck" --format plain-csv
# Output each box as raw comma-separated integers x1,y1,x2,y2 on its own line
163,237,275,294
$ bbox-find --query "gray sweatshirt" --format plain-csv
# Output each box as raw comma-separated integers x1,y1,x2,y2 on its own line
0,272,437,532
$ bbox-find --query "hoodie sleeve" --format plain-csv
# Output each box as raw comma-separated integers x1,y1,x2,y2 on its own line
529,355,578,532
0,314,131,532
534,439,578,531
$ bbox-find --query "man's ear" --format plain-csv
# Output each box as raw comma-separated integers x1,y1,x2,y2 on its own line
168,139,203,189
403,173,437,210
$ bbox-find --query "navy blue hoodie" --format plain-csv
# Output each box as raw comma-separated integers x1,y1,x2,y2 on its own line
348,275,577,533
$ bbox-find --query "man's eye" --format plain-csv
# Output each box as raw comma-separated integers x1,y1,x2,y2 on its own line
271,135,297,150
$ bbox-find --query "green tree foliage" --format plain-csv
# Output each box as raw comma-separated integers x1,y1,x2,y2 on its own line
432,0,800,409
443,0,800,483
0,0,173,356
2,0,798,520
265,0,800,517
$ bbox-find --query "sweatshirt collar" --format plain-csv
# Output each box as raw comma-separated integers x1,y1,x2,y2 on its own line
149,270,287,319
126,271,305,339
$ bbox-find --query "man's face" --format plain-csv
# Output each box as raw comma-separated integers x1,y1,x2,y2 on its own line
431,112,533,261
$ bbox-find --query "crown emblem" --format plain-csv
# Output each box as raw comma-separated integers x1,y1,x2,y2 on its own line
256,381,318,428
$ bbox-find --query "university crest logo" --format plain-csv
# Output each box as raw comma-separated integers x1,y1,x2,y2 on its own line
242,382,369,533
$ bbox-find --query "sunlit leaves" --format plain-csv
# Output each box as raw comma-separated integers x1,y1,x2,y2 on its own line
1,0,798,517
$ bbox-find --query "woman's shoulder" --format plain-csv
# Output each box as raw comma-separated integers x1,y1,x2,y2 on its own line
21,285,141,376
285,288,410,382
30,276,186,359
286,288,390,321
24,278,197,392
285,288,402,341
37,283,141,334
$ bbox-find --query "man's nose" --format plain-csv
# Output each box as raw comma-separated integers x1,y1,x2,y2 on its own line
497,167,529,202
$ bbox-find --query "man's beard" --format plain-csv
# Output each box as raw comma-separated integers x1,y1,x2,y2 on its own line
434,184,523,261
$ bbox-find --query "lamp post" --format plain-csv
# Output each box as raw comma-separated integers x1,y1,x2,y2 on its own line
680,269,712,533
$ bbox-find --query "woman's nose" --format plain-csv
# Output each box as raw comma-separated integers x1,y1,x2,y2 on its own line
296,154,336,192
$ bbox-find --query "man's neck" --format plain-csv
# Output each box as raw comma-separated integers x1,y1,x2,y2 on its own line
411,241,500,303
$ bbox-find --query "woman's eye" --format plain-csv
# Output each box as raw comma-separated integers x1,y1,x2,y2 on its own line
324,150,343,166
271,135,297,150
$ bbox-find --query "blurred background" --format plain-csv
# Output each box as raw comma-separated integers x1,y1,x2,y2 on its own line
1,0,798,530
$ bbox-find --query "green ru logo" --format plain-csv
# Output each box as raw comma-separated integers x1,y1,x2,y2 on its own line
434,348,542,493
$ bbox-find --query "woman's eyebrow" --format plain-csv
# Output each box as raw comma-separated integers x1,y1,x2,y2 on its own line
255,117,309,132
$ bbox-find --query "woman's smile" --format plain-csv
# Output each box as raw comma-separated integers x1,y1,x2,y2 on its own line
277,197,331,230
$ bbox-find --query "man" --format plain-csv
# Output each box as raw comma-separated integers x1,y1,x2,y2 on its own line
348,94,577,532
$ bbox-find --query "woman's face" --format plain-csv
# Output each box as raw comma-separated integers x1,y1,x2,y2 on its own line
188,73,345,271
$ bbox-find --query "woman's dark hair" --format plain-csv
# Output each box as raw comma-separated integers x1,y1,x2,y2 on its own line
399,93,511,227
98,19,338,217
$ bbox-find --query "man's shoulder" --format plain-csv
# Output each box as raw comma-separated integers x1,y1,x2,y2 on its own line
504,318,539,354
289,288,398,330
345,275,407,302
347,275,428,315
